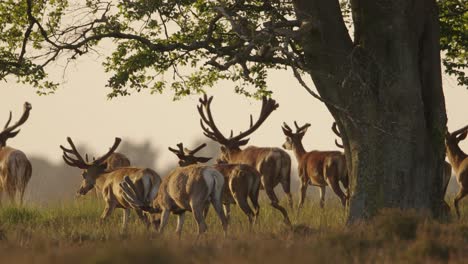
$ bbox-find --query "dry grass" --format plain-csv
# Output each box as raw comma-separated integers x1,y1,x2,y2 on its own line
0,194,467,264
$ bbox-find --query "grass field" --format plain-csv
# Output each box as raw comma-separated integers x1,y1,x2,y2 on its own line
0,194,467,264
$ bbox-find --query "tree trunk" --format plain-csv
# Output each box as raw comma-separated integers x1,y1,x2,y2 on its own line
294,0,447,221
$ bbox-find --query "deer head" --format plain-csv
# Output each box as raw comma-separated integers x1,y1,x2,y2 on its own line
0,102,32,148
281,121,311,150
198,94,279,162
445,125,468,164
168,142,211,167
60,137,122,196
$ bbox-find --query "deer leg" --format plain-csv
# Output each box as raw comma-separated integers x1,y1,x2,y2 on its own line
121,208,130,232
7,188,16,206
264,182,291,226
454,188,467,219
135,209,150,228
192,203,208,237
249,186,260,224
223,203,231,223
175,212,185,239
233,192,254,227
281,177,293,209
319,186,326,209
211,198,228,237
100,203,116,224
298,181,308,211
327,177,347,207
203,204,210,218
158,209,170,234
18,186,26,206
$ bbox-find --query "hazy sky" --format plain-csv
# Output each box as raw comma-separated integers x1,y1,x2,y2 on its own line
1,52,467,172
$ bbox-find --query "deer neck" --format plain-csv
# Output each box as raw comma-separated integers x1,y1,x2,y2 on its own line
226,148,242,162
446,143,467,172
93,172,108,190
292,142,307,161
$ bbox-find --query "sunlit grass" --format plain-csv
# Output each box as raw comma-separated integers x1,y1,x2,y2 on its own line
0,193,467,263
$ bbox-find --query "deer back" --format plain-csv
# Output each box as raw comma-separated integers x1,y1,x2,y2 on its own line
0,146,31,187
299,151,344,185
228,146,288,169
213,163,261,203
155,165,223,212
102,167,160,207
105,152,131,170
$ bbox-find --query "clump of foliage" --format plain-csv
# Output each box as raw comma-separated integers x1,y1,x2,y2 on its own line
0,0,466,97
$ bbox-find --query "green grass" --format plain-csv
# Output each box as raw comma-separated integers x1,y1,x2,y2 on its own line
0,194,467,263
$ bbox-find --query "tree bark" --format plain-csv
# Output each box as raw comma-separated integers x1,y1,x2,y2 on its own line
294,0,447,222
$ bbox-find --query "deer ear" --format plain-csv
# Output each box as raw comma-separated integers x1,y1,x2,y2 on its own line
458,130,467,141
220,145,227,152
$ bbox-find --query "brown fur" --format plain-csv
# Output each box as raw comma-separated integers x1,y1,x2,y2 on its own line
61,137,160,230
82,166,161,230
282,124,348,209
0,146,32,205
93,152,131,197
146,165,227,237
442,161,452,215
0,102,33,205
445,126,468,218
168,142,261,226
220,146,292,225
104,152,131,170
212,163,261,225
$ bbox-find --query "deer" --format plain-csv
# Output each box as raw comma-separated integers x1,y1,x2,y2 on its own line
60,137,161,230
442,161,452,215
0,102,32,205
168,142,261,226
445,124,468,218
197,95,293,225
281,121,348,210
120,158,228,238
92,152,131,198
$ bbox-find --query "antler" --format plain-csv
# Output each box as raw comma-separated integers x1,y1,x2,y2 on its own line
282,121,310,137
198,94,279,147
93,137,122,165
451,125,468,137
230,96,279,143
0,102,32,139
169,142,208,157
60,137,121,169
282,122,294,137
198,95,230,145
187,143,207,155
332,122,344,149
293,121,311,133
60,137,88,169
168,143,186,159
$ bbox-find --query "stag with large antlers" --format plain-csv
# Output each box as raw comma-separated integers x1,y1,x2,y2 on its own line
282,122,348,210
0,102,32,205
198,95,292,225
168,142,261,226
445,125,468,218
120,148,228,237
60,137,161,230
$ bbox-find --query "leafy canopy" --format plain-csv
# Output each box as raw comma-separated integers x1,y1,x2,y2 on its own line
0,0,466,98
